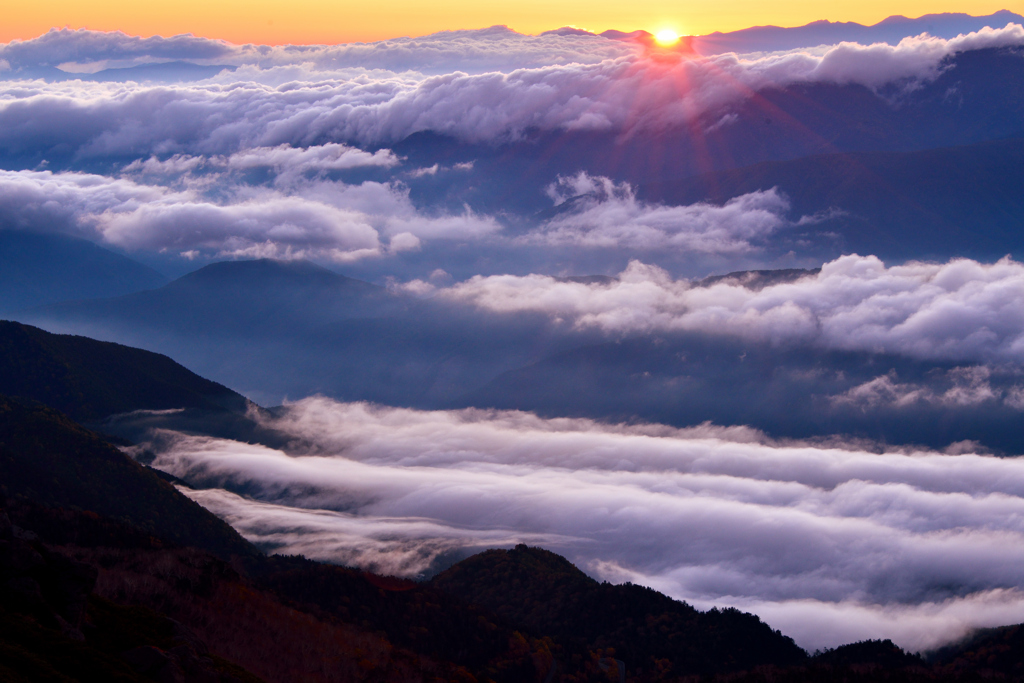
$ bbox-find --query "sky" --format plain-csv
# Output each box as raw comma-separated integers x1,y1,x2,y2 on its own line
3,0,1021,44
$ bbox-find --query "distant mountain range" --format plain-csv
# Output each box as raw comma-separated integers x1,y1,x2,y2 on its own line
0,60,236,83
3,12,1020,87
11,257,1024,453
0,231,166,314
15,259,581,407
690,10,1024,54
638,137,1024,263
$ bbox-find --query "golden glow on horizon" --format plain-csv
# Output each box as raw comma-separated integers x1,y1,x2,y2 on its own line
1,0,1021,45
654,29,682,45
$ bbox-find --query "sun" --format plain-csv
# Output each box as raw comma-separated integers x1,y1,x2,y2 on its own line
654,29,680,46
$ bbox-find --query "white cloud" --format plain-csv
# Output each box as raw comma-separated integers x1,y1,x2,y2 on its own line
832,366,1018,409
0,25,1020,154
123,144,400,190
530,173,791,252
413,254,1024,364
0,168,498,260
0,25,636,76
135,396,1024,651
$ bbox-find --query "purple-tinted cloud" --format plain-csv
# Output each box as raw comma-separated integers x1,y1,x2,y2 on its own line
130,397,1024,651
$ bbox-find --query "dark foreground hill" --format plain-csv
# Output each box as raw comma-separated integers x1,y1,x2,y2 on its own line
431,545,807,677
0,320,249,421
0,396,256,560
0,393,805,682
5,326,1024,680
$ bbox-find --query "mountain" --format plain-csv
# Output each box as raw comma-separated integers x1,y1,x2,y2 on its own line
18,258,579,406
0,320,248,421
0,396,256,559
638,137,1024,263
431,544,808,677
0,231,166,314
32,258,396,339
0,394,805,682
464,333,1024,454
20,257,1024,453
691,10,1024,55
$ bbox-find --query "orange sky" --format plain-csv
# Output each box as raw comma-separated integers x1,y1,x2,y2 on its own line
2,0,1021,45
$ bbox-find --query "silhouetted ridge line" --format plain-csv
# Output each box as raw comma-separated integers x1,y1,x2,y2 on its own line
0,320,249,421
431,544,808,677
0,396,257,560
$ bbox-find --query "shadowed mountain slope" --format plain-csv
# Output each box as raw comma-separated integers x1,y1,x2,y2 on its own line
464,331,1024,454
0,397,257,560
0,231,166,314
0,320,249,421
19,259,577,406
639,137,1024,262
431,544,808,677
20,258,1024,453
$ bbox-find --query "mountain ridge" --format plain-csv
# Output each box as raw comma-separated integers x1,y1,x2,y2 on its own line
0,231,167,314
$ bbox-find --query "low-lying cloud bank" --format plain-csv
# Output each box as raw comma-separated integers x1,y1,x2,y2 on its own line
0,166,795,261
531,174,793,253
0,164,501,261
408,254,1024,364
0,25,1020,153
136,397,1024,652
0,25,636,76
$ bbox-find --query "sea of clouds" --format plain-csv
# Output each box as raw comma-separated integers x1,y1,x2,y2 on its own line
0,23,1022,267
132,397,1024,652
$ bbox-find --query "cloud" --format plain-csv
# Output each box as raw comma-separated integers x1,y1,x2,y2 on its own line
186,487,577,578
0,167,498,260
833,366,1022,410
0,163,783,263
0,29,236,70
0,25,1020,157
411,254,1024,364
133,396,1024,651
0,25,636,76
123,143,400,188
529,173,791,252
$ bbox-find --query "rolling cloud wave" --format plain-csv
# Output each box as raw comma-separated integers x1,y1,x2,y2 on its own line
0,25,1020,152
133,397,1024,652
412,254,1024,364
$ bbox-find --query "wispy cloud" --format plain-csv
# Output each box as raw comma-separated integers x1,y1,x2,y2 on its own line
528,173,791,252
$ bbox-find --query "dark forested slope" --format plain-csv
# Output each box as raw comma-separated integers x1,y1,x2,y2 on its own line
431,545,808,678
0,320,248,421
